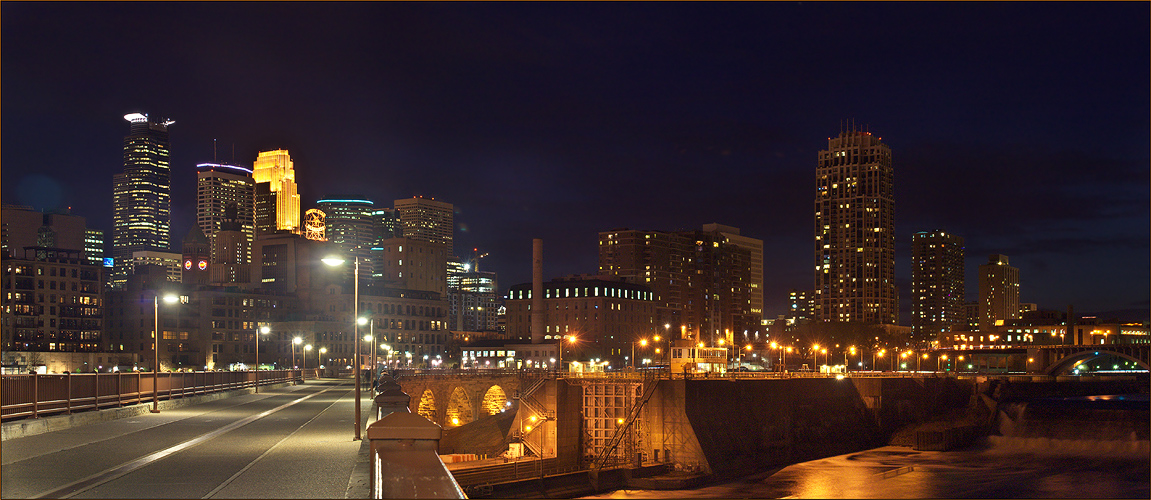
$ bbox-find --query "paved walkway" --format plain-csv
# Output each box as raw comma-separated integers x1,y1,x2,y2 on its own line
2,379,374,499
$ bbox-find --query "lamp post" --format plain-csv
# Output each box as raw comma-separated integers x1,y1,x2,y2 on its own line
292,337,302,384
874,349,885,372
323,255,362,441
319,347,327,374
632,338,648,368
938,353,947,372
812,344,820,371
304,344,311,380
254,324,269,393
152,293,178,413
846,346,855,374
359,317,375,387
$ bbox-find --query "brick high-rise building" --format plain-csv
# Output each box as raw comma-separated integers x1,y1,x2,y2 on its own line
598,224,763,346
911,231,966,340
394,197,453,255
814,128,896,324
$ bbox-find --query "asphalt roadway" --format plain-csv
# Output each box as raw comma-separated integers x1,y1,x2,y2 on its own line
1,379,373,499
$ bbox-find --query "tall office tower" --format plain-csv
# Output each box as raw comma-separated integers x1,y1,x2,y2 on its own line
371,208,399,241
447,256,499,331
814,128,896,324
911,231,966,340
112,112,173,290
978,254,1020,332
196,163,254,263
252,149,301,236
317,197,376,282
317,197,376,255
394,197,454,255
211,203,251,285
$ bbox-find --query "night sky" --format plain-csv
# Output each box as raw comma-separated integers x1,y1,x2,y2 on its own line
3,2,1148,322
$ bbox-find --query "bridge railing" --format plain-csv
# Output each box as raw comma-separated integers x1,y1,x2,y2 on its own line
0,369,300,422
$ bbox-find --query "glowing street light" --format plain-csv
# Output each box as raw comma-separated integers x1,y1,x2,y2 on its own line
292,336,302,384
152,293,178,413
255,324,270,394
304,344,312,379
632,338,648,368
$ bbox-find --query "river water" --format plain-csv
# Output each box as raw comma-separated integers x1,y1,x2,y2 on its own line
583,394,1150,499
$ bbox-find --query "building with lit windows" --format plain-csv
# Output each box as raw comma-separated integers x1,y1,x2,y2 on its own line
598,225,762,347
317,197,376,275
814,127,896,324
84,229,105,267
911,231,966,340
447,258,499,332
196,163,254,264
978,254,1019,332
253,149,301,236
788,289,814,320
504,275,657,368
129,250,181,283
2,248,104,353
394,197,453,255
210,203,251,285
112,112,173,290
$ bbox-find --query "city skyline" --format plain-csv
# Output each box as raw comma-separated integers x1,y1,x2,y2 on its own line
2,2,1147,322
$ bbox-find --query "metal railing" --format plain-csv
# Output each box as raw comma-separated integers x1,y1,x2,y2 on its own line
1,369,300,422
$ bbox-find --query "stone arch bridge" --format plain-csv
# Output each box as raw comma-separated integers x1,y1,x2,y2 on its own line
393,370,549,428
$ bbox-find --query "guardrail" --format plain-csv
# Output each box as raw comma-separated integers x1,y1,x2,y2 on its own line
1,369,301,422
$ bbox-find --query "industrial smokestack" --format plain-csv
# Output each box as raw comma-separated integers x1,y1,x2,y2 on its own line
532,238,544,344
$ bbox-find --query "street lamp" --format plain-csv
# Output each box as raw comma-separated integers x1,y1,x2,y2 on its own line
939,353,948,372
323,255,362,441
874,349,885,372
152,293,178,413
292,337,302,384
632,338,648,368
812,344,820,371
319,347,327,373
359,317,376,386
255,324,270,393
304,344,312,379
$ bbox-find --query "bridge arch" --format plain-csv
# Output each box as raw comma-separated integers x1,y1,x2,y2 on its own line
480,385,510,416
416,388,437,422
1045,348,1150,375
445,387,474,427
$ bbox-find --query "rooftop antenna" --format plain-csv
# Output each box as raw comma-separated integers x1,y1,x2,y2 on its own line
213,139,217,162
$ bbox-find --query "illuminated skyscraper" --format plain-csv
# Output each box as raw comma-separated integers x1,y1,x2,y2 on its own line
394,197,453,255
978,254,1020,332
814,128,896,324
112,112,173,289
911,231,966,339
252,149,301,236
196,163,254,263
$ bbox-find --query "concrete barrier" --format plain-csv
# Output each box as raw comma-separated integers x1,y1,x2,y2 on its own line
368,411,466,499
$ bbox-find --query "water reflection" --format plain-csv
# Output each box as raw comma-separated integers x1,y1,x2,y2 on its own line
582,441,1149,499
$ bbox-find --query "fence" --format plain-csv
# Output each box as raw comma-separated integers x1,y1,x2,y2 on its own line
1,369,300,422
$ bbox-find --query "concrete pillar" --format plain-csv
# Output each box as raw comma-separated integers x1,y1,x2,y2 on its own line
368,394,465,498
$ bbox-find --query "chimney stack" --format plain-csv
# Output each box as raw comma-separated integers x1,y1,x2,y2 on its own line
532,239,544,344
